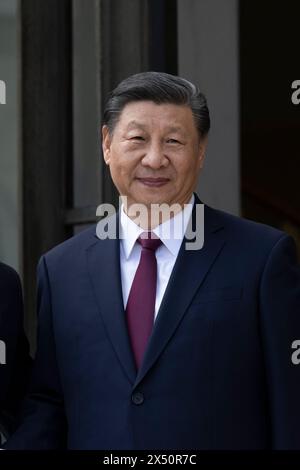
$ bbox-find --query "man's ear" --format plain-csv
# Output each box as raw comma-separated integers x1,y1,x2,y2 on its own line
102,125,111,166
197,135,208,170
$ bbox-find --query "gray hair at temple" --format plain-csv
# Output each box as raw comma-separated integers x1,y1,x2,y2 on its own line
102,71,210,138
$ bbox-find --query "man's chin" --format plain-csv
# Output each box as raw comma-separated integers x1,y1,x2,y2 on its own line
123,196,171,213
138,197,171,208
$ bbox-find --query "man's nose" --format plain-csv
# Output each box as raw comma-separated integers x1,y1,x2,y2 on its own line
141,142,168,168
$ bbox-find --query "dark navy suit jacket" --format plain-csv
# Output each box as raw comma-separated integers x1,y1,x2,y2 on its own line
0,262,31,436
6,193,300,449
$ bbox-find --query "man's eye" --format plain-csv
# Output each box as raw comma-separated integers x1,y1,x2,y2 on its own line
167,138,180,144
130,136,144,141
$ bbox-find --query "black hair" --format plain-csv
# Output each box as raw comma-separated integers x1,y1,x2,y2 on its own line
103,71,210,137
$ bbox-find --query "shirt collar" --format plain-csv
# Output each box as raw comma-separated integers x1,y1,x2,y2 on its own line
120,193,195,259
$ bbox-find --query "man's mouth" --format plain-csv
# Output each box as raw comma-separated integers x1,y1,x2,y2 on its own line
136,177,170,187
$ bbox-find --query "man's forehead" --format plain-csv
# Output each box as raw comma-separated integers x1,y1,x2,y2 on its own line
117,102,193,129
124,120,186,133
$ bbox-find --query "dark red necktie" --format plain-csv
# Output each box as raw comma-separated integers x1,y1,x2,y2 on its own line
125,231,162,370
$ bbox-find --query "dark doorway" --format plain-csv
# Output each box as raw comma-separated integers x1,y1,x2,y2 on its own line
240,1,300,257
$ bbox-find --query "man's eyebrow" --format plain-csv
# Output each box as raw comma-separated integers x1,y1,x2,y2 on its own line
125,121,186,135
166,126,185,134
125,121,147,131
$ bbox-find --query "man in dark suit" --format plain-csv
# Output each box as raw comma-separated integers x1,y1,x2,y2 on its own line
6,72,300,449
0,262,31,442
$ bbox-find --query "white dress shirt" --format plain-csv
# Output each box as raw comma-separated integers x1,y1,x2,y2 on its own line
119,193,195,321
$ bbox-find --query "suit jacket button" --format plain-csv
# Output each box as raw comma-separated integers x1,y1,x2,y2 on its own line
132,392,144,405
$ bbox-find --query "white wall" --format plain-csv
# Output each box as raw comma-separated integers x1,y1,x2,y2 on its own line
178,0,240,215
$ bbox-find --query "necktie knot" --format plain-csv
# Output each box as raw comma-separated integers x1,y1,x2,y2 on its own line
137,232,162,252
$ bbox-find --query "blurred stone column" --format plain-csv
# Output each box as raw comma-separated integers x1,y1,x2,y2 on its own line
178,0,240,215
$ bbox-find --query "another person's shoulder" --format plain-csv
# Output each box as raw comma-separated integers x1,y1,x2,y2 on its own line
0,262,21,292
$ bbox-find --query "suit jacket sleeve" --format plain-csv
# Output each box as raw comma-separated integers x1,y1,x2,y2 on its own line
259,234,300,449
5,256,67,449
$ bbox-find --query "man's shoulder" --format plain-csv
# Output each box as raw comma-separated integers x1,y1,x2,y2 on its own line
204,204,287,247
42,224,99,264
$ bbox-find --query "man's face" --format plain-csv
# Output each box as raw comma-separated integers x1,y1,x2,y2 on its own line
102,101,207,209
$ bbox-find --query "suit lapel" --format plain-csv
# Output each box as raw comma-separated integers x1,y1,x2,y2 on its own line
134,194,225,388
86,213,137,385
